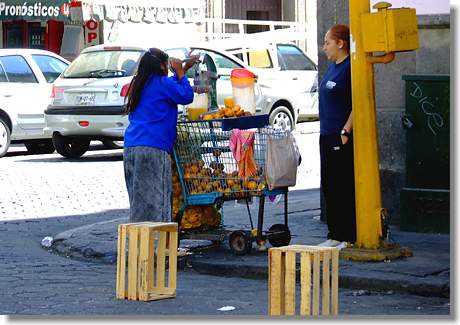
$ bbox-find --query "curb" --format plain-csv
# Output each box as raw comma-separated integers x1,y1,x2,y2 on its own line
189,258,450,298
49,239,450,298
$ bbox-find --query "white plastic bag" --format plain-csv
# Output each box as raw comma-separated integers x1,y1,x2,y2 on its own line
265,133,298,190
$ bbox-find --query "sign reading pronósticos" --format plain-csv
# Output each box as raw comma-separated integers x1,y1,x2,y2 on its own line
0,1,70,20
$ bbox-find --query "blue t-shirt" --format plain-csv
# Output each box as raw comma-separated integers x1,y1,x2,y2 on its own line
124,73,193,153
319,57,352,135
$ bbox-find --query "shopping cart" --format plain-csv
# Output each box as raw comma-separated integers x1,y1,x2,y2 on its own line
172,114,292,255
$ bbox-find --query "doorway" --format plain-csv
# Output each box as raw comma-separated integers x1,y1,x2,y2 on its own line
2,21,46,49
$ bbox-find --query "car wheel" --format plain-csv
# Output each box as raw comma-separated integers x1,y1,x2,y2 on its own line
24,140,55,155
269,106,294,131
102,140,124,149
52,133,90,158
0,117,11,158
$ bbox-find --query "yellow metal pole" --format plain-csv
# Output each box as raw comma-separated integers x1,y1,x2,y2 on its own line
349,0,382,249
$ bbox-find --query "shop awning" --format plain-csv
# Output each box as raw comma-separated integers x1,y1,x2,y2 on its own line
69,0,206,24
0,0,72,21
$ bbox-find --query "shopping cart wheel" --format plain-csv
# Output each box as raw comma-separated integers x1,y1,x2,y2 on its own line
229,230,253,255
267,224,291,247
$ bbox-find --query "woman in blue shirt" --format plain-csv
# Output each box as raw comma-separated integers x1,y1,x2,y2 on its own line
317,25,356,249
123,48,197,223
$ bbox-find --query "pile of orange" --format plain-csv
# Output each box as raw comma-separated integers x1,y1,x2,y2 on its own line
171,158,267,230
182,161,265,197
171,160,221,230
200,97,253,120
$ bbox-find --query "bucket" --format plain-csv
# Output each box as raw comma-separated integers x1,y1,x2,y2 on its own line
230,68,256,115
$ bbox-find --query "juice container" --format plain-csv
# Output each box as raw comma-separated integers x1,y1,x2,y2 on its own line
230,68,256,115
187,93,208,120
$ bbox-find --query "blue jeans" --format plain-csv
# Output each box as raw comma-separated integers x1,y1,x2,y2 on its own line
124,146,172,223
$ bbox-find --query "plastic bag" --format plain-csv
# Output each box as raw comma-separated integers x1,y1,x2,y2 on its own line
265,133,298,190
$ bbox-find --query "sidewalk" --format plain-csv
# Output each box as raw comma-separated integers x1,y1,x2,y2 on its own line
50,189,450,298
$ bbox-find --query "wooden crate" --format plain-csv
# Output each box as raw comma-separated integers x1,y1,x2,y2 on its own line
116,222,178,301
268,245,339,316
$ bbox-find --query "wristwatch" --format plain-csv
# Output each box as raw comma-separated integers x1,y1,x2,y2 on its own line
341,129,350,137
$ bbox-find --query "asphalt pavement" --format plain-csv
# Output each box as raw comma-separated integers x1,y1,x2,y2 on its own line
0,204,450,316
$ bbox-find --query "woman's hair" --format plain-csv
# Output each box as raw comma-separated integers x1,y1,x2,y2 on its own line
124,48,169,114
328,24,350,53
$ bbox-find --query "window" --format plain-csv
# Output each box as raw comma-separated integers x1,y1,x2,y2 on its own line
32,55,68,83
189,49,241,78
204,51,240,70
248,49,273,68
0,55,37,83
277,44,317,71
246,11,270,33
63,50,143,78
0,64,8,82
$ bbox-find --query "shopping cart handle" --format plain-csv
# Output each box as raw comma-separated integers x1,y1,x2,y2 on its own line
221,114,270,131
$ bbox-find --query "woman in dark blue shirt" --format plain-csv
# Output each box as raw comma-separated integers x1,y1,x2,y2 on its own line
123,48,197,223
317,25,356,249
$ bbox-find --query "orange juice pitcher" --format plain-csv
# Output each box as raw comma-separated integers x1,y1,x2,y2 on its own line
187,93,208,120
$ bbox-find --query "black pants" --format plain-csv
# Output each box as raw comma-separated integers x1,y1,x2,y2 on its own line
320,134,356,243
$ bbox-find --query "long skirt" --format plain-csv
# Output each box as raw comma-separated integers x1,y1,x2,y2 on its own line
123,146,172,223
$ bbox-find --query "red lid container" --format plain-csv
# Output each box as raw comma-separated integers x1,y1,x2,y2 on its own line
230,68,255,79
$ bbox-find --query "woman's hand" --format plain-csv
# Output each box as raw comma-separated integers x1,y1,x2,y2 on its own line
341,135,349,145
183,54,201,72
169,58,184,79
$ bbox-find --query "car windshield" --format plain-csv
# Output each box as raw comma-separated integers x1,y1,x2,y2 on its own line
62,50,143,78
277,44,317,71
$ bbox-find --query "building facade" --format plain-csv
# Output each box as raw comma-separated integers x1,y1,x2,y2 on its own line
0,1,75,54
207,0,317,62
0,0,208,60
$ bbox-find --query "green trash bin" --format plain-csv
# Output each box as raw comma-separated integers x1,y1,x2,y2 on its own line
400,75,450,233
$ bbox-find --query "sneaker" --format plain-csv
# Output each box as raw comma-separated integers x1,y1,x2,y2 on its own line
177,248,189,257
335,242,349,251
317,239,341,247
156,247,189,257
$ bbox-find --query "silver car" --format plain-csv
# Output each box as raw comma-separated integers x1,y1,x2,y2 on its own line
0,49,69,157
45,45,143,158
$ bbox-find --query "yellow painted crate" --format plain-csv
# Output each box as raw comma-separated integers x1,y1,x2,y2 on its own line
268,245,339,316
116,222,178,301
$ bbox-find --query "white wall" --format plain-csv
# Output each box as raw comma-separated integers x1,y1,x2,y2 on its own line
103,21,205,49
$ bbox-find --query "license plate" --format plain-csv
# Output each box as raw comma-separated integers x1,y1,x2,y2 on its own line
75,94,96,105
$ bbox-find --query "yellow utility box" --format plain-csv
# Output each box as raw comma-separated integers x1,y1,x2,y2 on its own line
361,3,418,53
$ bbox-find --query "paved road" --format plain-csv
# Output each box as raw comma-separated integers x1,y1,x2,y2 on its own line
0,215,450,315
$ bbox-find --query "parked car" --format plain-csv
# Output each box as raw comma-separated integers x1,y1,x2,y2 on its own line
44,45,143,158
0,49,69,157
45,43,303,158
222,42,319,122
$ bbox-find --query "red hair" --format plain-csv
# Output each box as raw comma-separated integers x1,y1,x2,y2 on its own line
328,24,350,53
